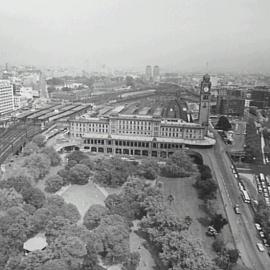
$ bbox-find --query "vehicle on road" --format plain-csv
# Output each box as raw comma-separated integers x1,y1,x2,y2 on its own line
234,204,240,214
241,190,251,204
262,238,270,247
255,223,262,231
238,182,245,192
266,197,270,206
256,243,265,252
259,173,266,182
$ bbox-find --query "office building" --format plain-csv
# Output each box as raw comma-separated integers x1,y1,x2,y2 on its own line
145,65,152,81
153,65,160,82
0,80,14,116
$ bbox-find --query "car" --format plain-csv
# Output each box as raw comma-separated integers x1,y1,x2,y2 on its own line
234,173,239,179
260,231,265,238
234,204,240,214
232,169,237,174
258,185,263,193
265,198,270,206
257,243,265,252
255,223,262,231
262,182,266,188
206,226,218,237
239,183,245,192
262,238,270,247
264,192,269,198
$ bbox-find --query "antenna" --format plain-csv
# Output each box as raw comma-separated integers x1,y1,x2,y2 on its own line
206,61,209,72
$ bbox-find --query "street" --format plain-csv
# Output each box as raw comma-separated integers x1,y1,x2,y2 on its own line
197,131,270,270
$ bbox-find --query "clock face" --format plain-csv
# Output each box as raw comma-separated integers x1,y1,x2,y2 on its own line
203,86,209,93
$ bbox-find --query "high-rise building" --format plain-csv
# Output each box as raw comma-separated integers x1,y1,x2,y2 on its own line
0,80,14,116
153,65,160,82
145,65,152,81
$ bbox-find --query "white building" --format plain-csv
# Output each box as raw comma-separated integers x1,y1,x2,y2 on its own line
0,80,14,116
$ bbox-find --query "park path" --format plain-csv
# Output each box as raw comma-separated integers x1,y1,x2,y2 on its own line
129,220,156,270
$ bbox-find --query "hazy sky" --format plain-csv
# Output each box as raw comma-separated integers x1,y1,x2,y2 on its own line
0,0,270,72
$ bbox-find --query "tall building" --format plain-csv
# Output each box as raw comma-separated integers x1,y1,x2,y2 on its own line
199,74,211,135
0,80,14,116
216,88,245,116
153,65,160,82
145,65,152,81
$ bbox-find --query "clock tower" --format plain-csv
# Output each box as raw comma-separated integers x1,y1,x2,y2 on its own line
199,74,211,135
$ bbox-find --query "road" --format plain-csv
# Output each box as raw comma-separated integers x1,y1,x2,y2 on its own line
197,131,270,270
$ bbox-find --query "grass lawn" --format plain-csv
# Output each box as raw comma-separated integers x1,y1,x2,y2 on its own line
61,181,106,222
160,175,234,259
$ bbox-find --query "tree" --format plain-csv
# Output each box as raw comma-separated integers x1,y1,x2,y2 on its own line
79,158,95,170
68,164,91,185
44,195,80,224
93,214,130,264
32,134,46,148
198,164,212,180
23,142,39,156
45,175,64,193
67,150,88,164
23,154,51,181
212,237,225,253
19,250,52,270
41,147,61,166
37,259,68,270
215,116,232,131
0,175,32,193
83,204,109,230
57,169,70,184
194,177,218,201
161,150,197,178
21,186,46,209
49,236,87,269
159,231,217,270
211,214,228,233
0,188,23,211
122,252,140,270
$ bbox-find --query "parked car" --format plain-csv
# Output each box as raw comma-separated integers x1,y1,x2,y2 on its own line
258,185,262,193
255,223,262,231
257,243,265,252
260,231,265,238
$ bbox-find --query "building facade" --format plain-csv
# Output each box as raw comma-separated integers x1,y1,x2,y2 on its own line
0,80,14,116
216,88,245,116
68,75,215,157
153,65,160,82
145,65,152,81
199,74,211,134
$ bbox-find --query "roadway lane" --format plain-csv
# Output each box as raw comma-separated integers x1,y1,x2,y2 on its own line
197,132,270,270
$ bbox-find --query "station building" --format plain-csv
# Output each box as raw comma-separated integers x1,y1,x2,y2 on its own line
68,75,215,157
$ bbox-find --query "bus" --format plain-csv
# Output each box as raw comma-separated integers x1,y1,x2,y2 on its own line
266,175,270,186
241,190,251,204
259,173,265,182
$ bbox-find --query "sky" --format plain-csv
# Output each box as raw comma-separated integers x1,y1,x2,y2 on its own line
0,0,270,73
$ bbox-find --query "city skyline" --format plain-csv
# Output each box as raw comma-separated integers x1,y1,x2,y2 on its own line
0,0,270,73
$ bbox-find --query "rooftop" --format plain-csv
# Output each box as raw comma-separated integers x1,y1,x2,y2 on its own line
23,233,48,252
